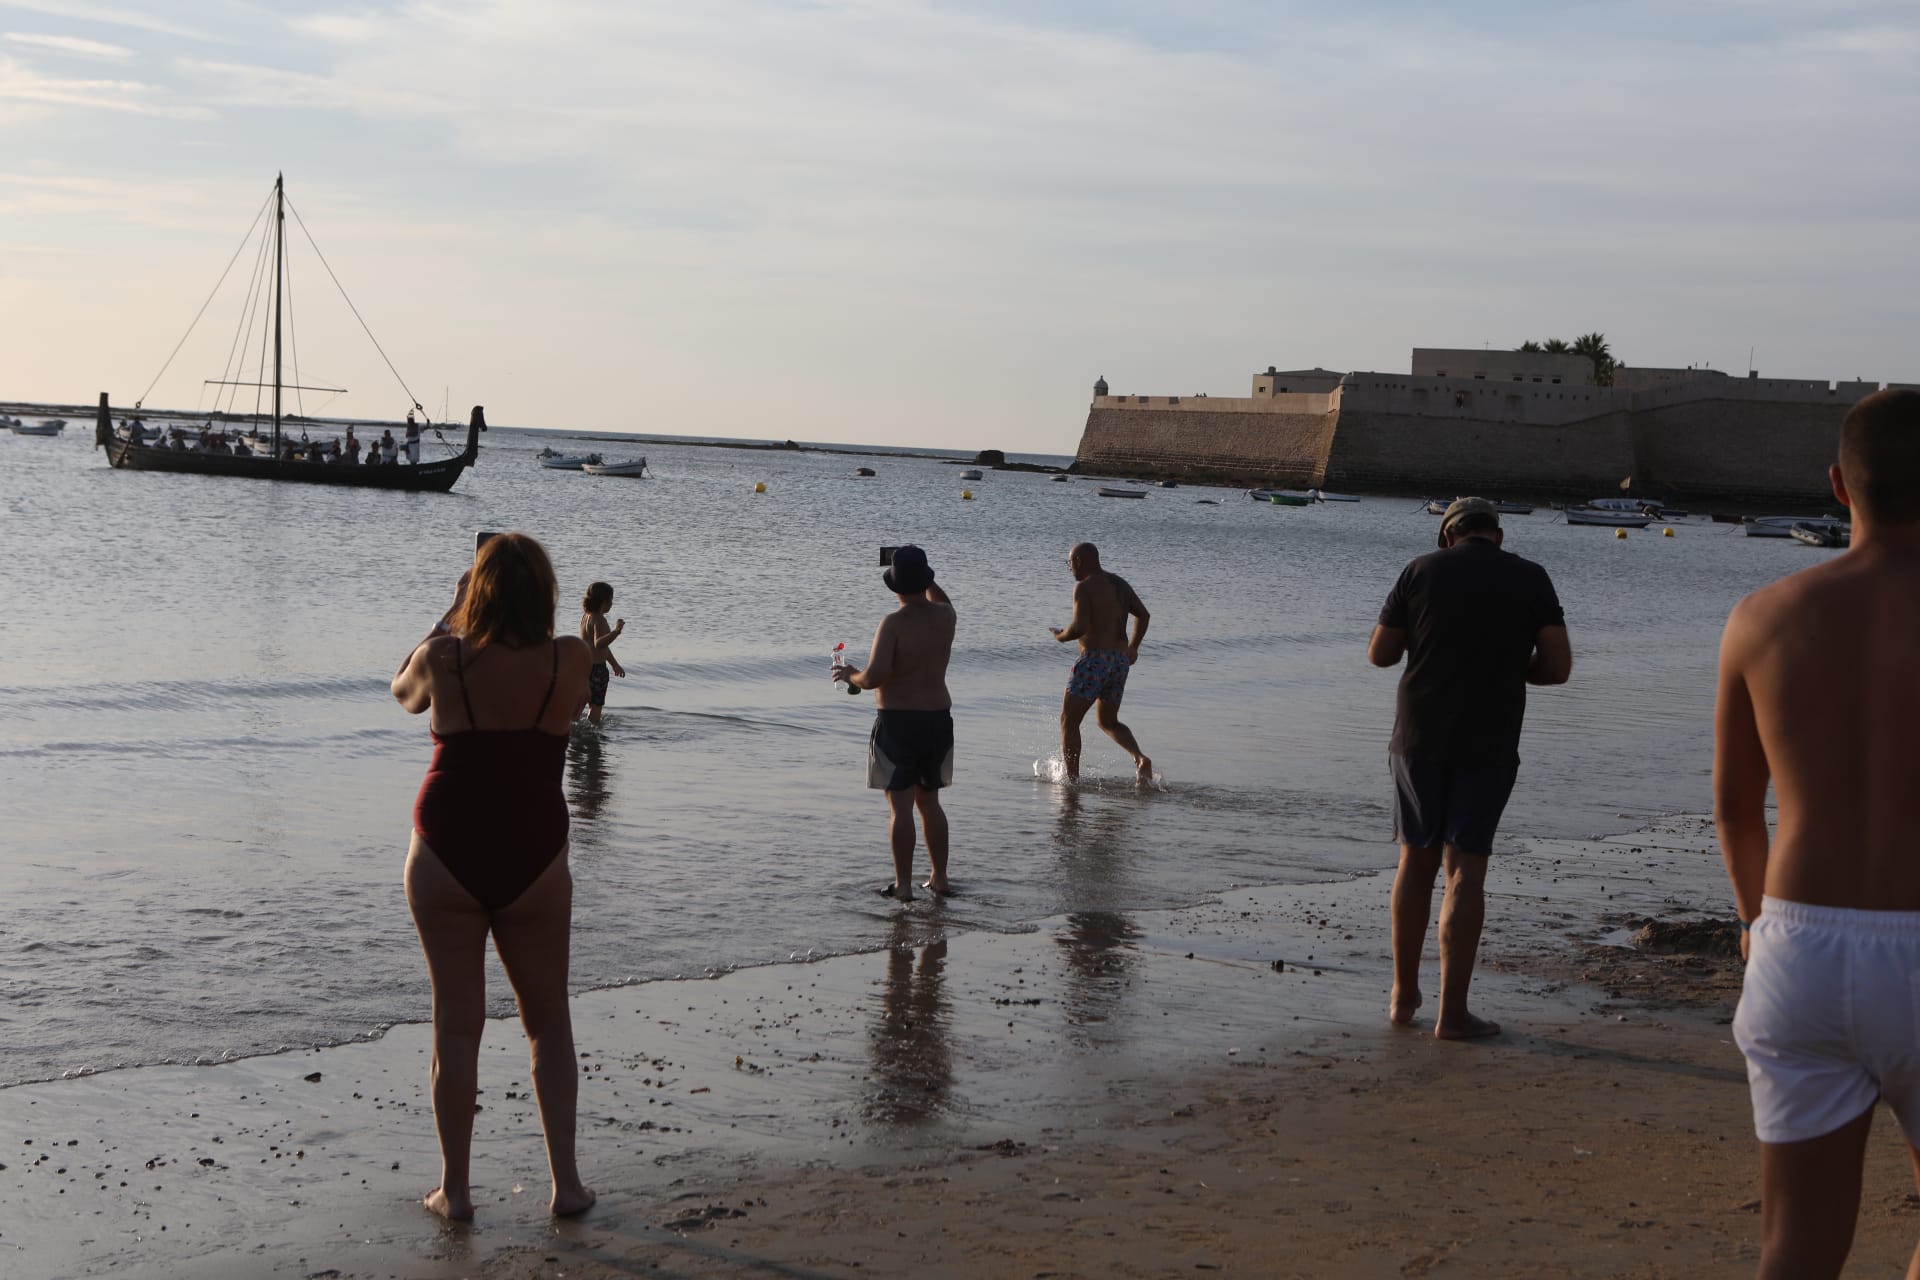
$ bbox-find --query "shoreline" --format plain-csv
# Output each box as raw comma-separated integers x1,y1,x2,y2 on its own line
11,816,1919,1277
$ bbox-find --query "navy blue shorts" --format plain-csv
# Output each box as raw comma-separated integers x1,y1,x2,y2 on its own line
1390,755,1519,856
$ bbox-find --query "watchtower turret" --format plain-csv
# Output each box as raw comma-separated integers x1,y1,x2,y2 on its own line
1093,374,1109,397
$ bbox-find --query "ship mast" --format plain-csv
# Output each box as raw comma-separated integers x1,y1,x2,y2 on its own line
272,172,285,457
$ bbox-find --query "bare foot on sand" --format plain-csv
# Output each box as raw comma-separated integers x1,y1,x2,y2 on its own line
552,1185,596,1217
1434,1012,1501,1041
423,1187,473,1221
1135,755,1154,784
1389,988,1422,1026
922,879,953,896
879,883,915,902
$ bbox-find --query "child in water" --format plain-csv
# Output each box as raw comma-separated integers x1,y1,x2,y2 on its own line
578,581,625,725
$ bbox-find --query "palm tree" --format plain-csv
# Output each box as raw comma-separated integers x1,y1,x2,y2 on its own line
1518,340,1542,352
1571,332,1614,385
1542,338,1570,354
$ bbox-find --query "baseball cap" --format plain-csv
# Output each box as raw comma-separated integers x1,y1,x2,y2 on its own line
1438,497,1500,548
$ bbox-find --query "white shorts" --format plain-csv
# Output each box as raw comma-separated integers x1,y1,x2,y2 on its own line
1733,897,1920,1145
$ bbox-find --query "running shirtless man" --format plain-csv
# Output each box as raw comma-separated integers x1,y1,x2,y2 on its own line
833,545,956,902
1050,542,1152,783
1717,389,1920,1278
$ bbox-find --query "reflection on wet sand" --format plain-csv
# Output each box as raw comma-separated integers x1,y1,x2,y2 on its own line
864,920,953,1125
1051,787,1144,1043
566,727,612,826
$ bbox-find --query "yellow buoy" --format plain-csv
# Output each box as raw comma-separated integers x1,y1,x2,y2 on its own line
961,489,974,500
1663,526,1675,537
754,481,766,493
1615,527,1627,539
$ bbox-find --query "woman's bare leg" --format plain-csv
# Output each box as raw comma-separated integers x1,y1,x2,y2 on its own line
491,849,594,1216
404,834,493,1221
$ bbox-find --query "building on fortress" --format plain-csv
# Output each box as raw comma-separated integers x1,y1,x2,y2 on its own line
1072,348,1906,503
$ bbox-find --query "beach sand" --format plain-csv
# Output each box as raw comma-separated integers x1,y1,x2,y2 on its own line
6,819,1918,1278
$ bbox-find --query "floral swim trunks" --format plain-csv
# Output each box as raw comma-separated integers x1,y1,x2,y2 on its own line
1067,648,1130,705
588,662,610,707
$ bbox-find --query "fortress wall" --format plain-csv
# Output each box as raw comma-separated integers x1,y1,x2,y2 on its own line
1093,392,1333,414
1322,409,1634,496
1341,376,1633,427
1629,399,1847,503
1071,407,1338,485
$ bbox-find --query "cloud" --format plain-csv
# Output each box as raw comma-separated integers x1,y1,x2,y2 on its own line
0,0,227,43
0,53,210,117
4,32,134,59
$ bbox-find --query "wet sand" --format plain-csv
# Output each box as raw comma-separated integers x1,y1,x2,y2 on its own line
6,818,1919,1278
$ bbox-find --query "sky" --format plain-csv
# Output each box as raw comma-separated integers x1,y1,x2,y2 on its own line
1,1,1916,452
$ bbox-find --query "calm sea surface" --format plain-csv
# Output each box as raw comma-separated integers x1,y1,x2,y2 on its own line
0,425,1808,1084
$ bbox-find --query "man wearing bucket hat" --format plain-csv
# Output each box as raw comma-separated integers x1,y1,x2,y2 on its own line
833,545,957,901
1368,497,1572,1039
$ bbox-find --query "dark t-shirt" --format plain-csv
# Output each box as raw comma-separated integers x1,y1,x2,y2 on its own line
1377,537,1564,766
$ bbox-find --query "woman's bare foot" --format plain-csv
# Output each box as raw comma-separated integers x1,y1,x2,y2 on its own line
921,879,953,896
1434,1011,1501,1041
1389,988,1422,1026
423,1186,473,1221
552,1184,596,1217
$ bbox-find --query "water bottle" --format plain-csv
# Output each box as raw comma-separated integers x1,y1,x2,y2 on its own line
830,643,862,695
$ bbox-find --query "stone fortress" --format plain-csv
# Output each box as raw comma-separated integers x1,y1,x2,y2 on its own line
1071,348,1920,502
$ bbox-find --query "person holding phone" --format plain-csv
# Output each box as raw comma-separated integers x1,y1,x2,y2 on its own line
833,545,956,901
578,581,625,725
391,532,596,1222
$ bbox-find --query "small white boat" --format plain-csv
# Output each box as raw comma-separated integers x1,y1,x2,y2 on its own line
1097,485,1148,499
1566,506,1654,528
538,447,602,470
1251,488,1313,506
959,468,984,481
1423,498,1450,515
853,466,876,477
1790,521,1849,549
1490,499,1534,515
580,457,648,477
1746,515,1847,540
1309,489,1360,503
1050,473,1070,482
11,418,65,436
1586,497,1650,512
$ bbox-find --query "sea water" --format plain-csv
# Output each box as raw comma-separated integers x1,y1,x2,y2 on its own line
0,425,1803,1084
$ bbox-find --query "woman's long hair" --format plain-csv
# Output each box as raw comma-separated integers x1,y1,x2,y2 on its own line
454,532,557,653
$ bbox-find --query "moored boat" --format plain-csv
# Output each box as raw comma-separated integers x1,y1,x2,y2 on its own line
1310,488,1360,503
11,418,64,436
1745,515,1847,540
852,466,875,477
959,468,984,480
1250,488,1313,506
580,458,649,477
1789,521,1849,549
1565,506,1655,528
538,448,602,470
1097,485,1148,499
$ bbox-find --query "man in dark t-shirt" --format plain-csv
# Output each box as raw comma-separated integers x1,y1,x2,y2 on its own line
1368,497,1572,1039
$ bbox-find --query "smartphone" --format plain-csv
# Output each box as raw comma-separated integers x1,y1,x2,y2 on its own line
475,530,500,555
879,545,896,566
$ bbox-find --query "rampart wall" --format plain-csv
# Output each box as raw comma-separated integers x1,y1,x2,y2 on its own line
1072,377,1879,501
1073,406,1338,485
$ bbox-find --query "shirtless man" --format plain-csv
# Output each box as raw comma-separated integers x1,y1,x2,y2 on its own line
1049,542,1152,783
1717,388,1920,1278
833,545,956,901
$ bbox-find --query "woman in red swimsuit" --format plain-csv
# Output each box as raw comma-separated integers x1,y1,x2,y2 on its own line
392,532,596,1221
